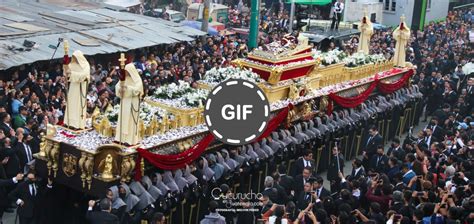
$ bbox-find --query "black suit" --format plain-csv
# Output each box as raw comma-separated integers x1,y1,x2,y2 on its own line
350,167,366,180
369,154,388,173
428,125,444,142
273,183,289,204
314,187,331,200
279,174,294,196
387,146,406,161
363,134,383,169
443,91,457,106
86,210,119,224
424,135,438,148
291,158,314,177
296,191,312,210
261,187,278,204
8,181,50,224
15,142,36,172
2,147,21,178
293,175,309,197
0,122,13,137
364,134,383,157
0,177,16,219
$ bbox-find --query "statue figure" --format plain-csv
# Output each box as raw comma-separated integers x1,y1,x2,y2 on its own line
99,154,116,179
64,47,90,129
393,15,411,67
115,58,144,145
358,10,373,55
120,157,132,183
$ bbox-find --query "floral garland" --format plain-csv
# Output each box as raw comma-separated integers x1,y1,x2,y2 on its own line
151,80,209,108
201,67,263,86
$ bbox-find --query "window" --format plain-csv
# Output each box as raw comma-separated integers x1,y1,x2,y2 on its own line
427,0,431,10
384,0,396,12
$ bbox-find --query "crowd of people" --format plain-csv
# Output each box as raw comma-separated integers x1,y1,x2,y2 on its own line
0,1,472,223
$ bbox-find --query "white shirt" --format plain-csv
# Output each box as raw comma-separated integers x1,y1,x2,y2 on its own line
24,143,33,162
29,184,37,196
303,159,311,167
354,167,362,176
425,136,432,147
268,216,288,224
334,2,344,13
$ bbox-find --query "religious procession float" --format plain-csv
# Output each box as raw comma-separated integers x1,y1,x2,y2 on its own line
35,15,416,199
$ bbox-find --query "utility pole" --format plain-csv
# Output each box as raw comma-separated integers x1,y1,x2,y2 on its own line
248,0,260,49
289,0,295,33
201,0,210,43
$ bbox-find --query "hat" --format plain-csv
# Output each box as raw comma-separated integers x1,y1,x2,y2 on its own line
392,191,403,203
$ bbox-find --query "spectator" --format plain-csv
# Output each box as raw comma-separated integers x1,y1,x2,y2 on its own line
85,199,119,224
200,200,225,224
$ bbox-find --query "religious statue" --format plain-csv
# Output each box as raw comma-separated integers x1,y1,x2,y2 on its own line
99,154,116,180
393,15,411,67
297,33,309,46
115,54,144,145
64,41,90,130
358,11,373,55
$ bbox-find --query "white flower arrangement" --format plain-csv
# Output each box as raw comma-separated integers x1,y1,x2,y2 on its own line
201,67,263,86
343,52,387,68
313,49,348,66
368,54,387,64
151,81,210,108
95,102,166,127
183,89,208,107
154,80,192,99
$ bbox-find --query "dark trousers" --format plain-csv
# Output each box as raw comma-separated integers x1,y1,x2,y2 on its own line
331,13,342,30
330,178,341,193
0,207,4,223
19,216,36,224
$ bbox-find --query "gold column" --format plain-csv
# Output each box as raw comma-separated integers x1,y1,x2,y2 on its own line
51,142,60,178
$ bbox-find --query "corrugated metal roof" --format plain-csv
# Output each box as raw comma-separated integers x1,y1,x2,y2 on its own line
0,0,205,70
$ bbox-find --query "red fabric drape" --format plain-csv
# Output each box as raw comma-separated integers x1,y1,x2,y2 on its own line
135,133,215,180
326,99,333,115
327,69,413,110
134,104,294,179
255,104,293,142
328,81,378,108
377,69,413,94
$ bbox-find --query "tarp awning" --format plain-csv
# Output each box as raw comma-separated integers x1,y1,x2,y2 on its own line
0,0,206,70
284,0,332,5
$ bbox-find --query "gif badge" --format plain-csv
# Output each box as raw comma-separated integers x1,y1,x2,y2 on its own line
204,79,270,145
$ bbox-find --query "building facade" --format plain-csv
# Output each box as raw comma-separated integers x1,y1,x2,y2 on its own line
343,0,450,30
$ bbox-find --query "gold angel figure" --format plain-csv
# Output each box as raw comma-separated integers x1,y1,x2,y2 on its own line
120,157,132,183
99,154,117,180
